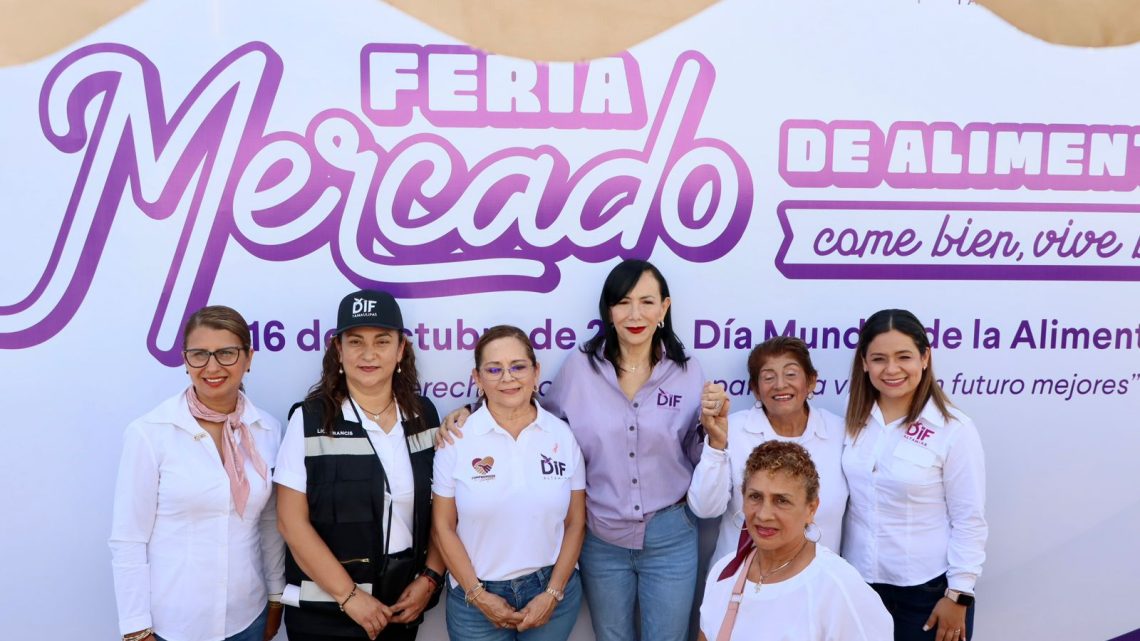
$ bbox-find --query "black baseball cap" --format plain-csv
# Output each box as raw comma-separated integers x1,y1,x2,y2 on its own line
335,289,404,335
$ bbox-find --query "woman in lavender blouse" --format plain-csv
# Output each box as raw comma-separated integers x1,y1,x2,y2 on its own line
442,259,722,641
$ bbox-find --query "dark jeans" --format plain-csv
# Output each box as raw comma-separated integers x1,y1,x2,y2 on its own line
871,574,975,641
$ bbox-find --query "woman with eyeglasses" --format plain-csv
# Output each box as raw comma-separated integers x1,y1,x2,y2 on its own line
433,325,586,641
111,306,286,641
275,290,445,641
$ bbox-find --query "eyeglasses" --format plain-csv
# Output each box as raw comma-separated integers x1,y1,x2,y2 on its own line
183,346,246,368
479,362,534,380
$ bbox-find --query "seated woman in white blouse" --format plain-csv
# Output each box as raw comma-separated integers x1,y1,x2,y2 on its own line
433,325,587,641
689,336,848,562
110,305,285,641
699,441,891,641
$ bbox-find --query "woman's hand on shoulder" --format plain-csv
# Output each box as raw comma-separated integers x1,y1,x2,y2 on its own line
700,381,730,450
435,406,471,448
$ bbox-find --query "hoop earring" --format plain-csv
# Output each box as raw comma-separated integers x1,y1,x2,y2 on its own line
657,320,665,329
805,522,822,544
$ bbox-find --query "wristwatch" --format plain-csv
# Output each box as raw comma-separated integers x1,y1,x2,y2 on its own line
417,567,445,593
944,588,975,606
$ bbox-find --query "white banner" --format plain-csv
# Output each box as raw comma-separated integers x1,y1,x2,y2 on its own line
1,1,1138,639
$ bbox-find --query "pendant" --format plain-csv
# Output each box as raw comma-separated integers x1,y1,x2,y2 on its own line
753,580,763,593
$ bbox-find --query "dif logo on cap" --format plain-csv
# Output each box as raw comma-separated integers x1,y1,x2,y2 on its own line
335,289,404,335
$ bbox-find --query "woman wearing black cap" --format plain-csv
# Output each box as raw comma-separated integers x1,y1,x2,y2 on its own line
275,290,445,641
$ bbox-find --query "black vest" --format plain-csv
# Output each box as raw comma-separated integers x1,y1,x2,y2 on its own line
283,396,439,638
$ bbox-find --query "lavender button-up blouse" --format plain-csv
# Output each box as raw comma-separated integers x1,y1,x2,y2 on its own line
543,346,705,549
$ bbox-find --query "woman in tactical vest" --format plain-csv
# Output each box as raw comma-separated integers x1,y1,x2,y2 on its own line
275,290,446,641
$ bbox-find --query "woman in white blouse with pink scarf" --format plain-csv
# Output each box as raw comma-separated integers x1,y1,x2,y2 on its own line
110,306,284,641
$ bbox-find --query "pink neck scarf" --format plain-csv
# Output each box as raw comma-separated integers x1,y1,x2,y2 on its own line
185,387,269,518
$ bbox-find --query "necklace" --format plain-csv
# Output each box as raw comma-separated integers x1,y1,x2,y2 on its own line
619,361,650,374
356,396,395,423
752,538,810,593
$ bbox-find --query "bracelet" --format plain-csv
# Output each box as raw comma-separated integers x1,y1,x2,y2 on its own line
123,629,154,641
267,600,284,610
464,582,486,605
338,584,359,612
545,586,565,602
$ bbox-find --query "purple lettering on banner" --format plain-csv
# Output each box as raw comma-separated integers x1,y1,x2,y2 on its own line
774,200,1140,281
780,119,1140,191
361,44,648,130
1,43,752,365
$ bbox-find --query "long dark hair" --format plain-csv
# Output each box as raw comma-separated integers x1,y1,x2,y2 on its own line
306,333,425,436
845,309,953,436
581,259,689,373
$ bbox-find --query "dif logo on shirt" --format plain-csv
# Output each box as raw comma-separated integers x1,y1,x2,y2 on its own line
903,421,935,446
657,388,681,408
540,453,567,477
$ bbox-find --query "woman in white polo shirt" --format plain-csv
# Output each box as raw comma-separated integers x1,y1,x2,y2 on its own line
433,325,587,641
842,309,987,641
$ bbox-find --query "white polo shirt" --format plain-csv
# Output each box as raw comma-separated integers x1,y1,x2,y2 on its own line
841,401,987,592
433,403,585,586
274,399,416,554
688,404,848,561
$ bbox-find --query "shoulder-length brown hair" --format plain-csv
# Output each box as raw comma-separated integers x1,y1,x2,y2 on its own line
845,309,952,436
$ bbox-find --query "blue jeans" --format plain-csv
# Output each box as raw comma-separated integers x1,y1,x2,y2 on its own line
446,566,582,641
872,574,975,641
156,605,267,641
579,503,698,641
